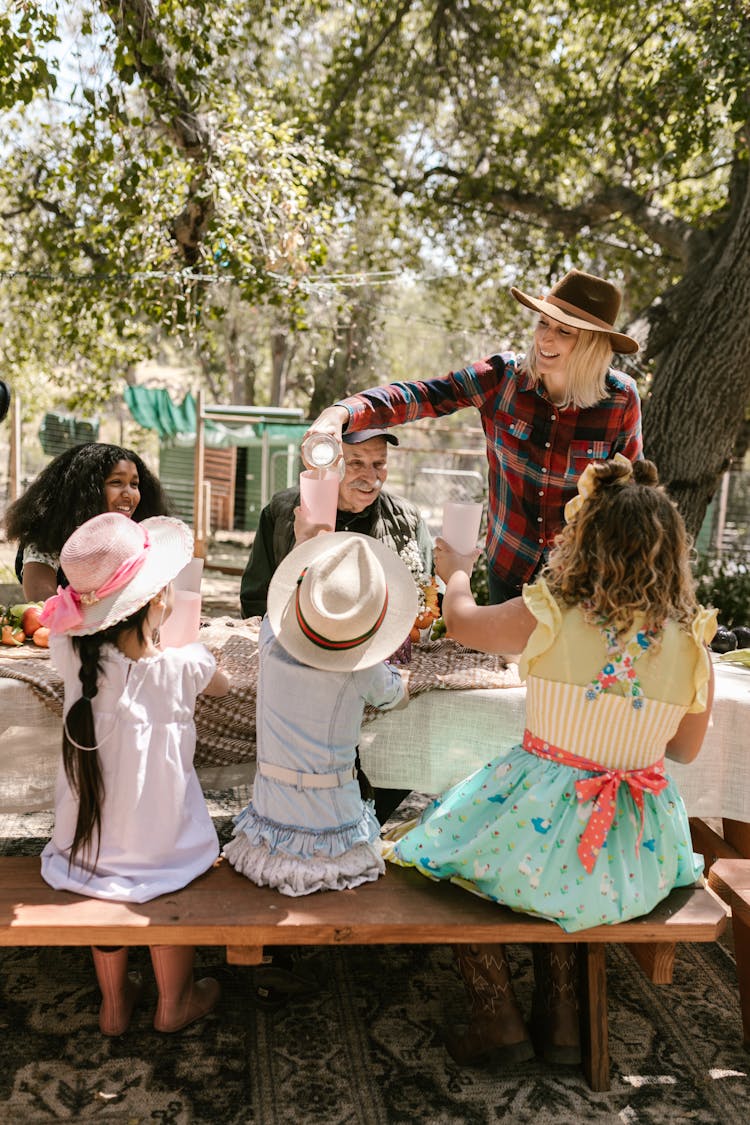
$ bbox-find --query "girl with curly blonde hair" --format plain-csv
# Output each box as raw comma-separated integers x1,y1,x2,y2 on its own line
385,457,716,1073
545,456,698,636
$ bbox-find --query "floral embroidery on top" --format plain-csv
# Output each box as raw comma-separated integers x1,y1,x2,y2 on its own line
583,617,657,710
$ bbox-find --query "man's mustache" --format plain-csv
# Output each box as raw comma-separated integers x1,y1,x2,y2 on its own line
348,478,383,491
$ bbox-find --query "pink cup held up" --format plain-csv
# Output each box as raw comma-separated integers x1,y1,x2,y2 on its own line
299,469,339,530
173,557,204,593
441,501,484,555
160,590,202,648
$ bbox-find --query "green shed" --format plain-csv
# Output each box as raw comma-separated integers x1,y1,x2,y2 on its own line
158,424,307,532
123,386,308,532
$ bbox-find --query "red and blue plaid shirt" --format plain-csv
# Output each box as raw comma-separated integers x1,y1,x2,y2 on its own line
338,352,643,586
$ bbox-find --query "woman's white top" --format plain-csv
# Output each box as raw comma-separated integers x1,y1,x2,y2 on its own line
41,635,219,903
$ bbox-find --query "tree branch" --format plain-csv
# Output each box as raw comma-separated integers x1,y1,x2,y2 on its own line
26,195,109,264
99,0,216,264
412,165,708,265
100,0,213,157
326,1,416,117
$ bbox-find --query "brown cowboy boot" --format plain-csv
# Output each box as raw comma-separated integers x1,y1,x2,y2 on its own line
444,943,534,1066
531,944,581,1065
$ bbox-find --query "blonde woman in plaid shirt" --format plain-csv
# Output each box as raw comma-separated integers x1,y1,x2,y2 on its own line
307,269,642,605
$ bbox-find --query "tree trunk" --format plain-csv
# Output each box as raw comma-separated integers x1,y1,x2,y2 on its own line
643,170,750,538
270,330,297,407
308,302,378,417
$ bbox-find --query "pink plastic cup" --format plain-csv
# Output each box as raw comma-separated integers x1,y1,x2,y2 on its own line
441,501,484,555
173,557,204,593
299,469,339,530
160,590,202,648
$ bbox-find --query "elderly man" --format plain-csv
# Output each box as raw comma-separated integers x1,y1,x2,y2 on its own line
239,428,432,1006
239,428,432,619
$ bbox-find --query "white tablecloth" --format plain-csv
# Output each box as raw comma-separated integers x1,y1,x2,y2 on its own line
361,659,749,820
0,658,747,820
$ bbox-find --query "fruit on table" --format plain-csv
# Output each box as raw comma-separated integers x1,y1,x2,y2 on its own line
711,625,738,654
1,624,25,646
32,626,50,648
21,603,44,636
1,601,44,643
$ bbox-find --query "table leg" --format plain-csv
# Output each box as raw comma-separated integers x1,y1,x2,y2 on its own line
579,942,609,1091
730,895,750,1051
226,945,264,965
690,818,742,873
722,820,750,860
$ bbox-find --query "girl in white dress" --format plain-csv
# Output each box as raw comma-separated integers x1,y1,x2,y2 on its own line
39,511,229,1037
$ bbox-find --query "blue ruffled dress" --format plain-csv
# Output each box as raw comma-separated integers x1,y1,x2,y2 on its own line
223,617,404,896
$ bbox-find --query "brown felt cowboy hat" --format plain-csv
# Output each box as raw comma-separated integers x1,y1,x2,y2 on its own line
510,269,639,355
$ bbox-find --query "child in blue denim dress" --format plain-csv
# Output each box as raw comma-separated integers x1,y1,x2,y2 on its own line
223,532,417,896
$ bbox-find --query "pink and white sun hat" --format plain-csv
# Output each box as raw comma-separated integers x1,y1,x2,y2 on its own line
40,512,194,636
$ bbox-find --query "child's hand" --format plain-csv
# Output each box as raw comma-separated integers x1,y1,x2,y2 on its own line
434,536,481,582
203,667,230,697
392,667,410,709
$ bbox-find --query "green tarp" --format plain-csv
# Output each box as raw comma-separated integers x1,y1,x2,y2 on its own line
123,386,197,439
123,386,306,449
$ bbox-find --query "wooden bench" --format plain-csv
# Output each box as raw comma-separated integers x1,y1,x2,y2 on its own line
0,856,727,1092
707,859,750,1051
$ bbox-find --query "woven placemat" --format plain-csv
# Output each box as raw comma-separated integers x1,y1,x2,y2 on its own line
0,618,521,769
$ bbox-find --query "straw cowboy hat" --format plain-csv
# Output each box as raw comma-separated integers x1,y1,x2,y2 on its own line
510,268,639,355
267,532,418,671
40,512,194,636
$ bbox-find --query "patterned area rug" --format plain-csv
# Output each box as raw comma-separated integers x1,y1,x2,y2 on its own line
1,798,749,1125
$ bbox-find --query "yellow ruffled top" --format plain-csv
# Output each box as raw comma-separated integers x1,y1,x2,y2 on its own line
519,578,717,715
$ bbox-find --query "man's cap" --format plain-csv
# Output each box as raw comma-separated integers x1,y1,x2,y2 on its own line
343,428,399,447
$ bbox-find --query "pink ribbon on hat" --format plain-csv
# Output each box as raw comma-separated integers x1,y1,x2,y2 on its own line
522,729,668,875
40,531,152,634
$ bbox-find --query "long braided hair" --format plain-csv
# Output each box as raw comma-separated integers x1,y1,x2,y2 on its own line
63,602,152,871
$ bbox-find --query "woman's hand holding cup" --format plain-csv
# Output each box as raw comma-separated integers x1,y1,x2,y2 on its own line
303,404,349,445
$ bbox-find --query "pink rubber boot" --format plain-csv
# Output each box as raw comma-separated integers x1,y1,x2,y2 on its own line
91,946,142,1036
149,945,220,1033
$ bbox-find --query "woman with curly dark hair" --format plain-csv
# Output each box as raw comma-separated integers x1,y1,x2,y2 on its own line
5,442,171,601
